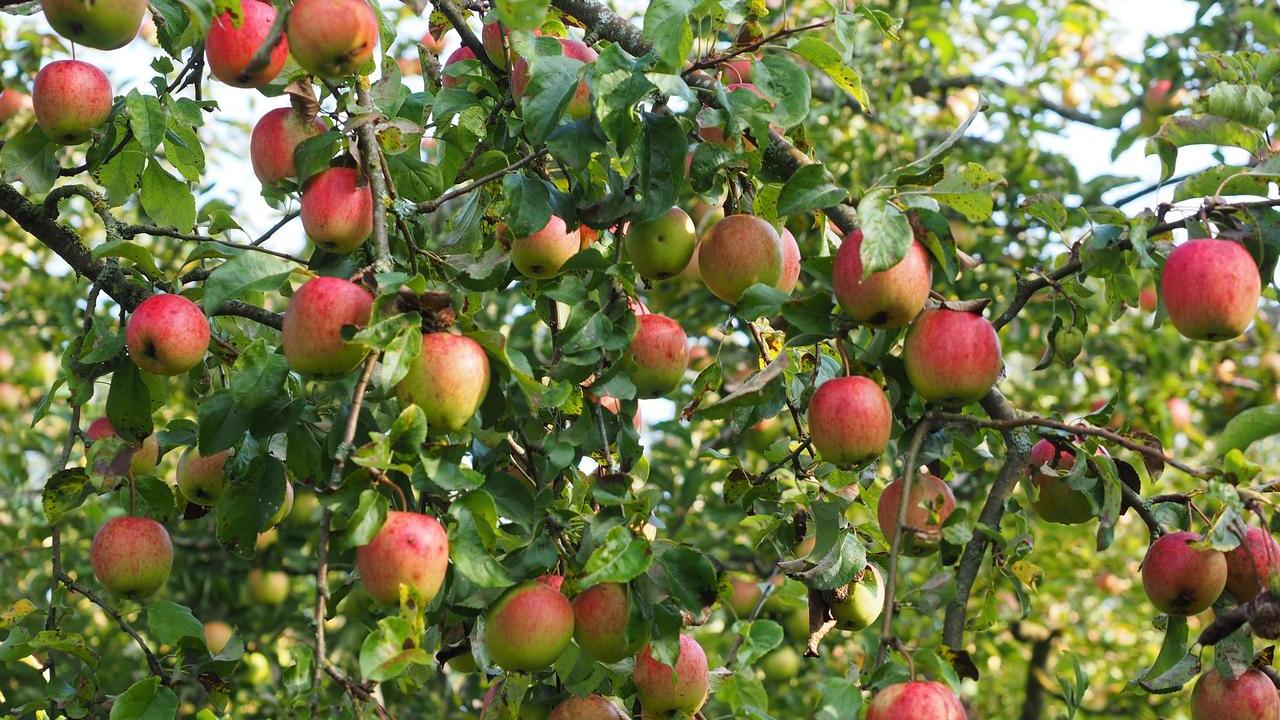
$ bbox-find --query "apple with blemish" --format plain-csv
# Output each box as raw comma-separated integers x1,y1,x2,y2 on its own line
807,376,892,466
91,516,173,599
41,0,145,49
484,580,575,671
1142,530,1226,616
251,108,327,185
86,417,159,478
830,564,884,631
1191,667,1280,720
634,634,709,719
32,60,113,145
125,293,211,376
902,307,1002,405
282,276,374,377
698,214,783,304
206,0,289,87
1024,439,1091,525
356,510,450,604
177,448,232,506
285,0,378,78
510,215,581,279
625,313,688,398
396,333,491,434
834,230,932,328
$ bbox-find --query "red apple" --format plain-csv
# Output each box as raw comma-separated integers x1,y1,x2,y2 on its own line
512,38,597,119
176,448,232,506
698,214,783,304
282,276,374,377
395,333,491,434
510,215,581,279
356,510,450,604
285,0,378,78
442,46,478,89
548,695,627,720
205,0,288,88
776,228,801,294
1142,531,1227,616
807,376,892,466
834,230,932,328
125,293,210,376
1191,667,1280,720
484,580,575,671
33,60,113,146
625,313,688,398
0,89,32,122
301,167,373,254
1224,526,1280,603
1161,239,1260,341
91,516,173,599
634,635,709,718
867,681,966,720
572,582,647,663
250,107,327,185
877,473,956,555
902,307,1001,405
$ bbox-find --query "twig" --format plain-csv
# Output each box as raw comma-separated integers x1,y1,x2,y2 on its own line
325,354,379,490
682,20,831,76
323,660,395,719
122,224,308,264
724,567,782,666
355,85,393,269
310,509,331,714
874,418,930,667
56,573,166,681
415,149,547,213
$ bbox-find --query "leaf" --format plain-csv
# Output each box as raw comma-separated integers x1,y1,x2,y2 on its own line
343,489,389,548
229,339,290,410
856,188,913,276
495,0,548,31
449,493,515,588
0,127,59,194
756,53,811,129
657,546,719,611
0,599,37,631
215,456,288,557
522,53,581,144
927,162,1004,222
93,239,162,278
731,619,783,666
140,161,196,232
579,525,652,587
642,0,694,72
635,111,688,222
777,163,847,215
43,468,91,523
197,391,251,455
790,36,869,110
147,601,203,645
502,173,554,239
109,677,179,720
359,617,432,682
108,357,154,442
125,91,166,153
293,131,343,186
792,533,867,590
1020,193,1067,234
97,140,147,206
1211,404,1280,457
736,283,792,321
202,251,292,314
1145,115,1267,181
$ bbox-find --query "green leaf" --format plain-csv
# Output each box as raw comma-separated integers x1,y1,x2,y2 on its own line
790,36,869,110
202,251,292,314
1145,115,1267,181
197,391,251,454
43,468,91,524
658,546,719,611
344,489,389,548
856,188,913,276
147,601,203,645
1020,193,1067,234
109,677,178,720
0,127,59,194
502,173,553,239
125,90,166,153
93,239,161,278
140,161,196,232
107,357,154,442
229,339,290,410
97,139,147,206
292,131,343,186
635,111,688,222
927,162,1004,222
164,122,206,182
215,456,288,558
495,0,548,31
756,53,811,129
793,533,867,590
449,492,515,589
579,525,652,587
359,617,432,682
777,163,847,215
731,619,783,666
642,0,694,72
1211,404,1280,457
736,283,792,321
522,53,581,144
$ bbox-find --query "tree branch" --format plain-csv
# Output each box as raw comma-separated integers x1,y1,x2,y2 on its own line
57,572,167,681
415,149,548,213
874,418,930,667
355,85,393,269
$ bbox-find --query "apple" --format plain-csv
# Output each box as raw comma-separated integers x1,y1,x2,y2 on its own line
834,230,932,328
1142,531,1227,616
446,650,477,673
902,307,1002,405
876,473,956,555
281,276,374,377
721,56,755,83
242,651,272,685
125,294,210,376
0,383,22,412
1224,526,1280,603
1167,397,1192,431
548,695,627,720
420,29,446,55
760,646,801,682
1024,439,1091,525
91,516,173,599
395,333,491,434
625,313,689,398
1144,79,1182,114
726,574,762,617
484,580,575,671
1161,239,1260,341
1191,667,1280,720
512,38,598,119
441,46,478,89
289,491,320,524
285,0,378,78
830,564,884,631
776,228,801,294
698,214,783,304
204,620,233,654
481,21,508,65
625,207,697,281
634,634,709,719
511,216,581,279
784,606,808,641
0,89,32,122
205,0,288,87
867,681,966,720
355,510,450,604
265,481,294,529
301,167,374,254
250,107,327,185
176,448,231,506
85,416,159,477
572,582,647,663
40,0,146,50
32,60,113,146
807,376,892,466
247,568,289,605
1139,286,1158,312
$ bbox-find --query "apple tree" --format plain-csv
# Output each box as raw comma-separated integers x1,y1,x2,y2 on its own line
2,0,1280,718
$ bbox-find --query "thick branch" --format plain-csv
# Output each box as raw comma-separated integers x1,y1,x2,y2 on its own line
435,0,505,78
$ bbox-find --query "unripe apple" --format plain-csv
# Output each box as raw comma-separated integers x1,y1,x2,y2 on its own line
247,569,289,605
285,0,378,78
726,573,762,617
176,448,231,506
301,167,374,254
265,481,294,529
721,56,755,84
32,60,113,145
91,516,173,599
760,645,801,682
206,0,288,88
1191,667,1280,720
902,307,1001,405
776,228,801,293
0,89,32,122
85,416,159,477
867,681,966,720
634,635,709,719
698,214,783,304
511,216,581,279
1024,439,1091,525
830,564,884,631
282,276,373,377
356,510,450,604
289,491,320,524
625,207,697,280
625,313,689,398
1142,531,1227,616
1224,526,1280,603
807,376,892,466
876,473,956,555
484,580,575,671
548,694,628,720
1161,239,1260,341
572,582,647,663
125,294,210,376
250,108,327,185
242,651,272,685
446,650,477,673
834,230,932,328
40,0,145,50
396,333,491,434
441,46,478,89
204,620,233,654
